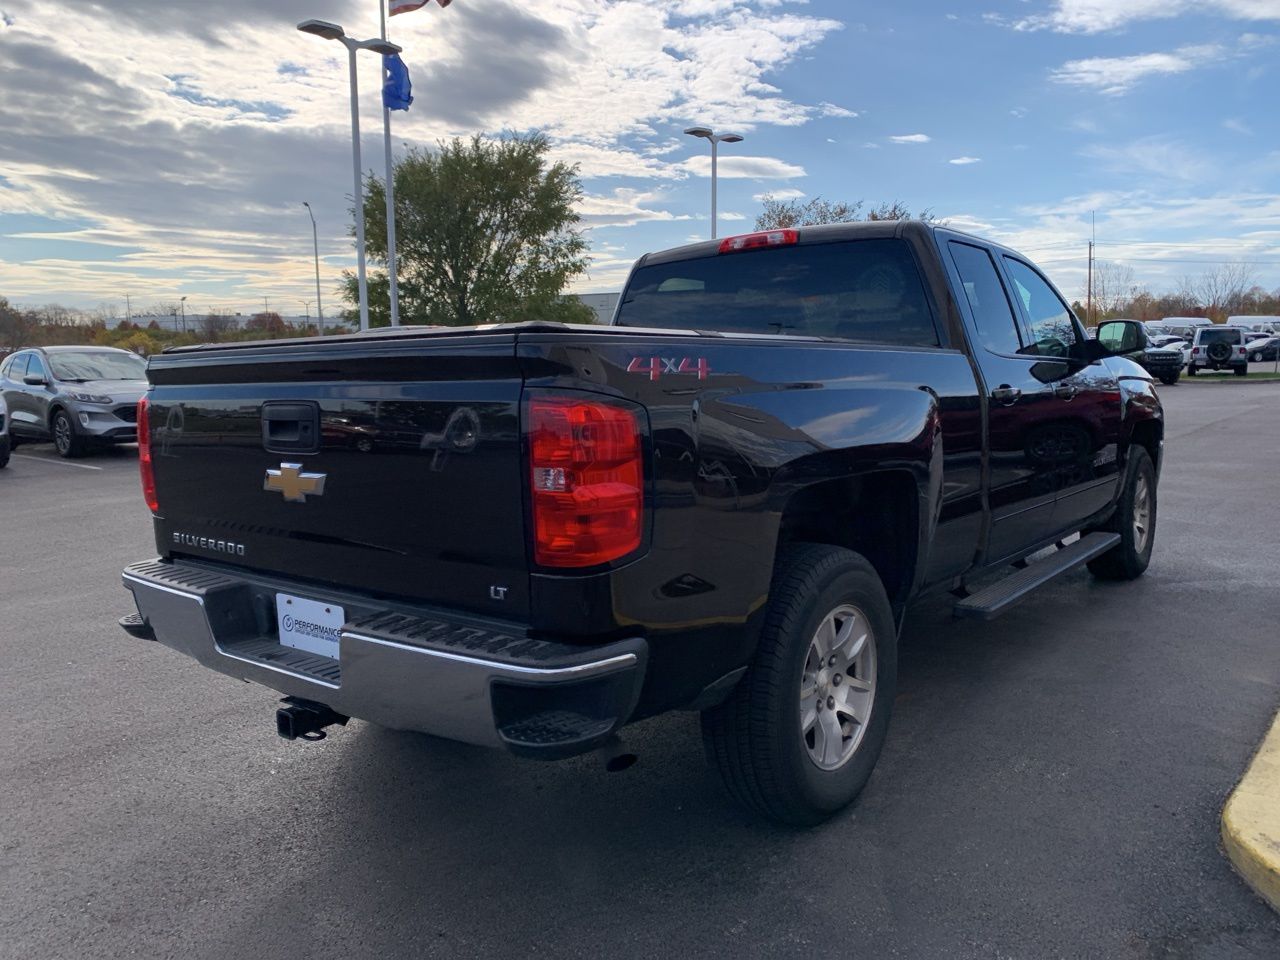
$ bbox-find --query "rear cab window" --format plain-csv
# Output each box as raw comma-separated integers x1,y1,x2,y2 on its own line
615,238,940,347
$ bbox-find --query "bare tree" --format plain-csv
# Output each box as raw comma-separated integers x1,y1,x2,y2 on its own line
1193,263,1257,321
197,311,236,341
1089,261,1136,319
754,196,934,230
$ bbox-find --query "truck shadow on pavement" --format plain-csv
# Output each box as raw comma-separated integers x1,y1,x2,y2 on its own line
234,569,1280,959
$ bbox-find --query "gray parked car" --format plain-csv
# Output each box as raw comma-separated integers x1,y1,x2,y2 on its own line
0,393,10,469
0,346,147,457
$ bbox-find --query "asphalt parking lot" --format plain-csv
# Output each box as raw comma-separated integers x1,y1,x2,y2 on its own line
2,383,1279,960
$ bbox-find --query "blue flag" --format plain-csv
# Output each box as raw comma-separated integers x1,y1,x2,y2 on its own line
382,54,413,111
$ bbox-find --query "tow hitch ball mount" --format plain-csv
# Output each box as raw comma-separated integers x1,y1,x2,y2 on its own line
276,697,348,742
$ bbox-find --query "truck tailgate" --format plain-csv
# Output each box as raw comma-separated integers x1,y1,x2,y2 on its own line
145,335,529,619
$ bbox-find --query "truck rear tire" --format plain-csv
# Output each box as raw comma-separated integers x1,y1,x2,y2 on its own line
1087,446,1156,581
0,435,9,469
700,544,896,826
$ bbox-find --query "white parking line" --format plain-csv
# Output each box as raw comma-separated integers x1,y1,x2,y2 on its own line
11,454,104,471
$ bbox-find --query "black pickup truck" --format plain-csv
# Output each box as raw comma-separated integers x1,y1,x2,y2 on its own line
120,222,1162,824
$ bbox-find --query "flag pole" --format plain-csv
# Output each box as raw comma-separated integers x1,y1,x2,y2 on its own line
381,0,402,327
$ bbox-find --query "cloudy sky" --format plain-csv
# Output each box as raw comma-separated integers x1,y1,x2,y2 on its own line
1,0,1278,316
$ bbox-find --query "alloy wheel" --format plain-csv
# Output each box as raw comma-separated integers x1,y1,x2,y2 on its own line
800,604,877,771
1133,473,1152,554
54,415,72,455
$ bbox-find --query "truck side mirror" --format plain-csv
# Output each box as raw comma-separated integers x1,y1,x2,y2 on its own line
1096,320,1148,356
23,374,48,387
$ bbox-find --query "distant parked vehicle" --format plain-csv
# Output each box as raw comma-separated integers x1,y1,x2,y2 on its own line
1162,317,1212,341
1247,336,1280,363
0,393,10,469
1097,325,1184,384
1228,316,1280,335
1188,327,1250,376
0,346,147,457
1150,335,1192,366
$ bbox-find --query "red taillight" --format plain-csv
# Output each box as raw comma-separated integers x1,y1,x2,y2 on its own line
528,396,644,568
718,229,799,254
137,396,158,514
1192,347,1202,355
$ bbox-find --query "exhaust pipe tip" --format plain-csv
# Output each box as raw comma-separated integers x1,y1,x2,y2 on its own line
595,734,638,773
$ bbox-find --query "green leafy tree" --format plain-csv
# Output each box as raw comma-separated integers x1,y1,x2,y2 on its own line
754,196,934,231
343,134,593,327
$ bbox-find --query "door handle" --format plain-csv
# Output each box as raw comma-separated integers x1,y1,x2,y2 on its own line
991,385,1022,405
1054,382,1078,400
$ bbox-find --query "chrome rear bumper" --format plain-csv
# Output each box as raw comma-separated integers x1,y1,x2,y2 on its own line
122,559,646,757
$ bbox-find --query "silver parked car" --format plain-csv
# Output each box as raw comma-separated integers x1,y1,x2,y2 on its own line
0,346,147,458
0,392,10,469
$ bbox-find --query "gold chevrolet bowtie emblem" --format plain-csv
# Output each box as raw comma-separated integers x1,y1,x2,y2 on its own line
264,463,327,503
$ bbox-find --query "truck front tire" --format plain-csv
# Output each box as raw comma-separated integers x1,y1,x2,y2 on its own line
701,544,897,825
1087,446,1156,581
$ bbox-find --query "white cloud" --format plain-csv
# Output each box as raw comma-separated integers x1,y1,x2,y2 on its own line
1080,136,1214,183
943,191,1280,296
679,155,807,179
1049,44,1223,95
0,0,845,308
889,133,931,143
818,102,859,118
753,188,804,202
578,188,692,229
1223,117,1254,135
1012,0,1280,34
949,156,982,165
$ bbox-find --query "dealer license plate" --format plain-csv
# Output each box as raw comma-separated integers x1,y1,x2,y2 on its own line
276,593,345,659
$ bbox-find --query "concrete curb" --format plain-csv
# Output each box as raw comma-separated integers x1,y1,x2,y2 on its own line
1179,377,1280,386
1222,712,1280,912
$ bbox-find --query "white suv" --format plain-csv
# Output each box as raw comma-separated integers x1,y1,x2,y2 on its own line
1188,327,1250,377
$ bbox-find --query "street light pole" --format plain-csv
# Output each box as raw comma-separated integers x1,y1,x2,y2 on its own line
297,20,402,333
303,201,325,335
345,39,369,331
379,2,401,328
179,295,187,334
684,126,744,240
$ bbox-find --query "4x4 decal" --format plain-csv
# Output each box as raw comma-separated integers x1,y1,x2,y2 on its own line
627,356,712,381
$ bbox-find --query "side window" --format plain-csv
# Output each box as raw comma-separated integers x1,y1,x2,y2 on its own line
25,354,47,381
948,241,1022,356
1003,258,1077,358
6,353,29,381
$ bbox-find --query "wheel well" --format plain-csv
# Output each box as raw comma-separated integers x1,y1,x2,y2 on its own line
776,472,919,616
1130,419,1162,469
48,403,66,427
